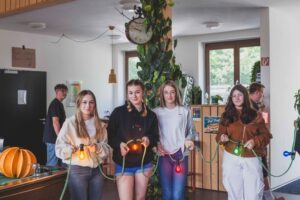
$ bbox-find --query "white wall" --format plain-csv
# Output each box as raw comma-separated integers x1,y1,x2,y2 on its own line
0,29,112,117
269,0,300,188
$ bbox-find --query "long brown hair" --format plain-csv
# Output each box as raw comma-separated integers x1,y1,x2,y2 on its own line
126,79,147,117
221,84,257,125
159,80,182,107
75,90,104,141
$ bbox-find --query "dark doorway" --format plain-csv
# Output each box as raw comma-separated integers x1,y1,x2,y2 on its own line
0,69,46,164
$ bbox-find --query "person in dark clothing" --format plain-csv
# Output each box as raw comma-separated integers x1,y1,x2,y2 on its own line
107,79,159,200
43,84,68,166
249,82,265,111
249,82,275,200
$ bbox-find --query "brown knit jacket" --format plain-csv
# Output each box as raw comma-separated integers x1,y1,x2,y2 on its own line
216,113,272,157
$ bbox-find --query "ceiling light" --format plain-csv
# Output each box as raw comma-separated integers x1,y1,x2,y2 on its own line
119,0,141,12
203,21,221,30
27,22,47,30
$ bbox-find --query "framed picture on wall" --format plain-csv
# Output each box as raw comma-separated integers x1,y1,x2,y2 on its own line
203,116,220,133
66,81,82,107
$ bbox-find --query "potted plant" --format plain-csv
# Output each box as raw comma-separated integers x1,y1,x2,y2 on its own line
136,1,184,198
192,86,202,104
211,95,223,104
294,89,300,127
250,61,260,82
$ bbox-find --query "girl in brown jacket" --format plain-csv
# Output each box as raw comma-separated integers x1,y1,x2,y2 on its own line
216,84,272,200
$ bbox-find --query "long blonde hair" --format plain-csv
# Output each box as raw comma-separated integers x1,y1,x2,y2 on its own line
75,90,104,141
159,80,182,107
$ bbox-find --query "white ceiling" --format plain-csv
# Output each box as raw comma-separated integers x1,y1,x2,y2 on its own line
0,0,270,43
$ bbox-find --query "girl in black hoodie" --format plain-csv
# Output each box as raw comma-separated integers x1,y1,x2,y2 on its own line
107,79,159,200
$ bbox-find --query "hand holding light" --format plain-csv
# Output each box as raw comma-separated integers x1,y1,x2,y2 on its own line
79,144,85,160
157,142,166,156
87,143,97,153
120,142,130,156
184,140,194,151
244,139,255,150
141,136,150,148
220,134,229,143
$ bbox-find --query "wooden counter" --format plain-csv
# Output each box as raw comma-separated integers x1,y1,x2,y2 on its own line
0,170,69,200
187,104,225,191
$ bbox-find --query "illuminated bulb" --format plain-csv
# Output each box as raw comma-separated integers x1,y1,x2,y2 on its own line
283,151,295,157
79,144,85,160
283,151,290,157
132,143,138,151
233,144,242,156
175,162,181,173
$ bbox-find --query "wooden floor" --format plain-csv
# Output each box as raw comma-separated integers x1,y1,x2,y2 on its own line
102,180,228,200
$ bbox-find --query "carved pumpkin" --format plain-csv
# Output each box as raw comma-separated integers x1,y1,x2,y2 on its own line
0,147,37,178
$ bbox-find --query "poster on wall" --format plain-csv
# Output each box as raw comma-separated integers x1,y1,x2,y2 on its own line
66,81,82,107
203,116,220,134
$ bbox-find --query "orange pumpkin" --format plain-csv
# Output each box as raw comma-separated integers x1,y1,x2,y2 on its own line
0,147,37,178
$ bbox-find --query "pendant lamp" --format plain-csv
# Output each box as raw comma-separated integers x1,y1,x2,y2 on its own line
108,26,117,84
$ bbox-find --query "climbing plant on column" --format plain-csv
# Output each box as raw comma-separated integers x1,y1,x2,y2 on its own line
131,0,186,199
136,0,186,108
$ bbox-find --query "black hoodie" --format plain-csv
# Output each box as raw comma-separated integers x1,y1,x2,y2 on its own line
107,103,159,167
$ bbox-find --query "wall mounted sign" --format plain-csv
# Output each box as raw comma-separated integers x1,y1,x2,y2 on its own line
12,47,36,68
203,116,220,133
17,90,27,105
66,81,82,107
261,57,270,66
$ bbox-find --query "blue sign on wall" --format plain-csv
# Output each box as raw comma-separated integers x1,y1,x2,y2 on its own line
203,116,220,133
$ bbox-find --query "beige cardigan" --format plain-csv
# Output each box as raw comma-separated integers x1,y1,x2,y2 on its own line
55,116,110,168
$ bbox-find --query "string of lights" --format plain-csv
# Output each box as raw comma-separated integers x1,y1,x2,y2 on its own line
51,25,125,44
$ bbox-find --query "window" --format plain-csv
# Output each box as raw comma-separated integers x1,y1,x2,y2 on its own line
205,39,260,101
125,51,140,82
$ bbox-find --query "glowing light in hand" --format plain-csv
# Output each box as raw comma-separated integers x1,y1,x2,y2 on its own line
79,144,85,160
132,144,138,151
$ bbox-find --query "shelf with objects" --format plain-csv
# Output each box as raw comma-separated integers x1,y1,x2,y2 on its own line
0,169,69,200
187,104,226,192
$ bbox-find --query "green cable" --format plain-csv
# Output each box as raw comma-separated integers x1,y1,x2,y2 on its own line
196,142,220,163
228,126,298,177
96,150,127,181
251,149,294,177
140,146,160,177
59,156,72,200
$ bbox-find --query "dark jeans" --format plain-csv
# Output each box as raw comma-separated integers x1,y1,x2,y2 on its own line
158,150,188,200
69,165,104,200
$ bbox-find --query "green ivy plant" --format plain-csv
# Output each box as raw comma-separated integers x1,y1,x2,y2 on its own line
250,60,261,83
132,0,186,199
136,0,186,108
294,89,300,128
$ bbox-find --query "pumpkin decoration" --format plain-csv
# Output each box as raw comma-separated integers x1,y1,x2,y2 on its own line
0,147,37,178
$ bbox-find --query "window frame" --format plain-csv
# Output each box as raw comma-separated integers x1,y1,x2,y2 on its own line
205,38,260,94
125,51,138,83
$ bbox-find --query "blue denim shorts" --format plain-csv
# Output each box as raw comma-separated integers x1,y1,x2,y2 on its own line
115,162,152,176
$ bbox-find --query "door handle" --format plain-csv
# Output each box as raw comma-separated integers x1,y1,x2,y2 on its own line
39,118,46,125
